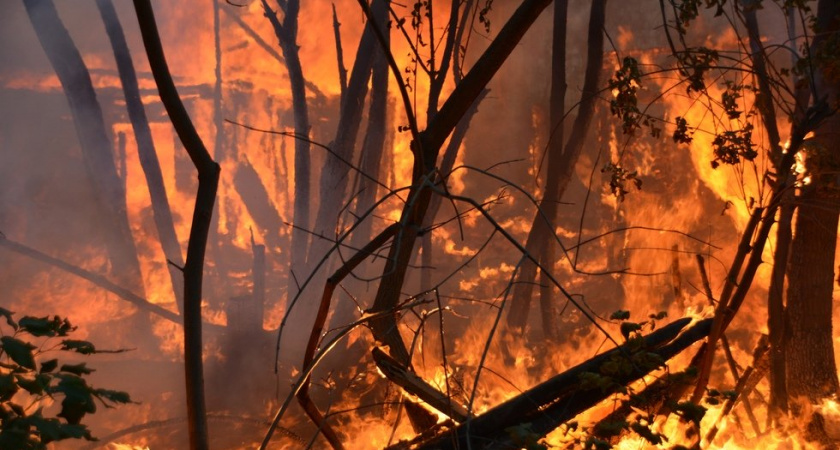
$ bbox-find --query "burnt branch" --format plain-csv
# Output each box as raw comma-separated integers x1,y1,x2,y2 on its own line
373,347,470,422
96,0,185,314
332,3,348,99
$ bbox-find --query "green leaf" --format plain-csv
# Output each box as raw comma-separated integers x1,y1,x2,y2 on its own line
39,359,58,374
0,307,17,331
631,422,663,444
59,340,128,355
610,310,631,321
51,375,96,425
593,419,628,438
7,402,25,417
26,413,93,444
60,340,96,355
1,336,36,370
15,374,51,396
620,322,643,340
18,316,74,338
0,425,37,450
583,436,612,450
59,363,94,376
579,371,615,392
649,311,668,321
0,373,19,402
93,388,133,406
674,401,707,426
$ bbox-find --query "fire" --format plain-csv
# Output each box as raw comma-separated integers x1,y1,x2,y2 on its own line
2,0,839,448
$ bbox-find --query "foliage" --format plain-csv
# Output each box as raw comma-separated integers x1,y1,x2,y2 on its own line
0,307,132,449
505,422,548,450
609,57,644,136
601,163,642,202
711,123,758,168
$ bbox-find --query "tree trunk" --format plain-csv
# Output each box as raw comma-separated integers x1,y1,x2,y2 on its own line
507,0,606,333
270,0,312,290
132,0,222,447
308,0,381,261
96,0,185,314
369,0,556,366
785,186,840,401
768,199,792,412
23,0,146,301
538,0,569,341
784,0,840,405
332,12,390,326
349,9,389,252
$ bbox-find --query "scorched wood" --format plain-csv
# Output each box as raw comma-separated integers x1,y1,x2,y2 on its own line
406,317,712,450
373,347,470,423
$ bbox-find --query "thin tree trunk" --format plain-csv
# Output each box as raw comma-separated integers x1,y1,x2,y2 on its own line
96,0,185,314
331,6,390,327
233,158,284,249
368,0,556,366
419,0,488,295
507,0,606,333
538,0,569,341
23,0,146,301
287,0,382,355
132,1,221,448
350,7,390,252
768,199,792,412
309,0,381,260
332,4,348,101
741,0,790,414
261,0,314,317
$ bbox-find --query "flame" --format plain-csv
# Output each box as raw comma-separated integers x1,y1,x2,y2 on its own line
3,1,839,448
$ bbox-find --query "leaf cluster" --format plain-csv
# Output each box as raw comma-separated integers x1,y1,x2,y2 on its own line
602,163,642,202
711,123,757,168
0,308,133,449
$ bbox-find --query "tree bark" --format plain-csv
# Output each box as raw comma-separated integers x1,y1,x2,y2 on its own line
785,150,840,402
410,318,712,450
308,0,382,264
260,0,313,305
132,1,221,448
349,7,390,252
96,0,185,314
507,0,606,333
369,0,556,367
23,0,146,302
784,0,840,405
538,0,569,341
768,199,792,412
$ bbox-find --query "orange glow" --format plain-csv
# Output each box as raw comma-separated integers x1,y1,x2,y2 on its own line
2,1,838,448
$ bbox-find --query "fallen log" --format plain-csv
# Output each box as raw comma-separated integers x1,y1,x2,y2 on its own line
373,347,470,422
407,317,712,450
591,368,694,443
704,335,769,446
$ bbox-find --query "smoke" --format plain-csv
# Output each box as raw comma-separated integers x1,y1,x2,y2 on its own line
0,0,814,447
